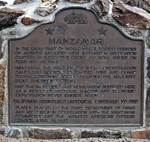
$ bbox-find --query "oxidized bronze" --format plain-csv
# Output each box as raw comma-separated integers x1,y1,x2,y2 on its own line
9,9,144,126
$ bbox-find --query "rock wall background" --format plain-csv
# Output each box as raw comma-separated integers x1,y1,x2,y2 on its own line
0,0,149,30
0,0,149,141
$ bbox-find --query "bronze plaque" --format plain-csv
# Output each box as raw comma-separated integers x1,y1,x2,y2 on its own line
9,9,144,126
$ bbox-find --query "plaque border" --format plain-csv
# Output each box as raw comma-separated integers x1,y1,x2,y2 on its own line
8,7,145,127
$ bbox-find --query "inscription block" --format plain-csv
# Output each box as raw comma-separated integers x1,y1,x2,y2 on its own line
9,9,144,126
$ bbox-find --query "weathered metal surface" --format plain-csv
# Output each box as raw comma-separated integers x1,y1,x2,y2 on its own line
9,9,144,126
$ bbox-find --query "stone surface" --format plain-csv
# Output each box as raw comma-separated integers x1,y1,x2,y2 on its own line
146,87,150,123
42,0,49,2
28,129,72,139
0,8,24,31
6,129,21,138
36,0,58,17
81,130,121,139
147,72,150,78
0,65,5,123
132,130,150,139
0,104,3,123
112,1,150,29
0,127,5,136
35,5,57,17
91,0,109,16
0,136,149,142
147,57,150,64
0,38,2,59
21,17,40,26
42,0,58,4
121,0,150,13
14,0,32,4
147,71,150,79
0,1,7,6
65,0,91,4
126,29,144,37
147,31,150,48
147,56,150,79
